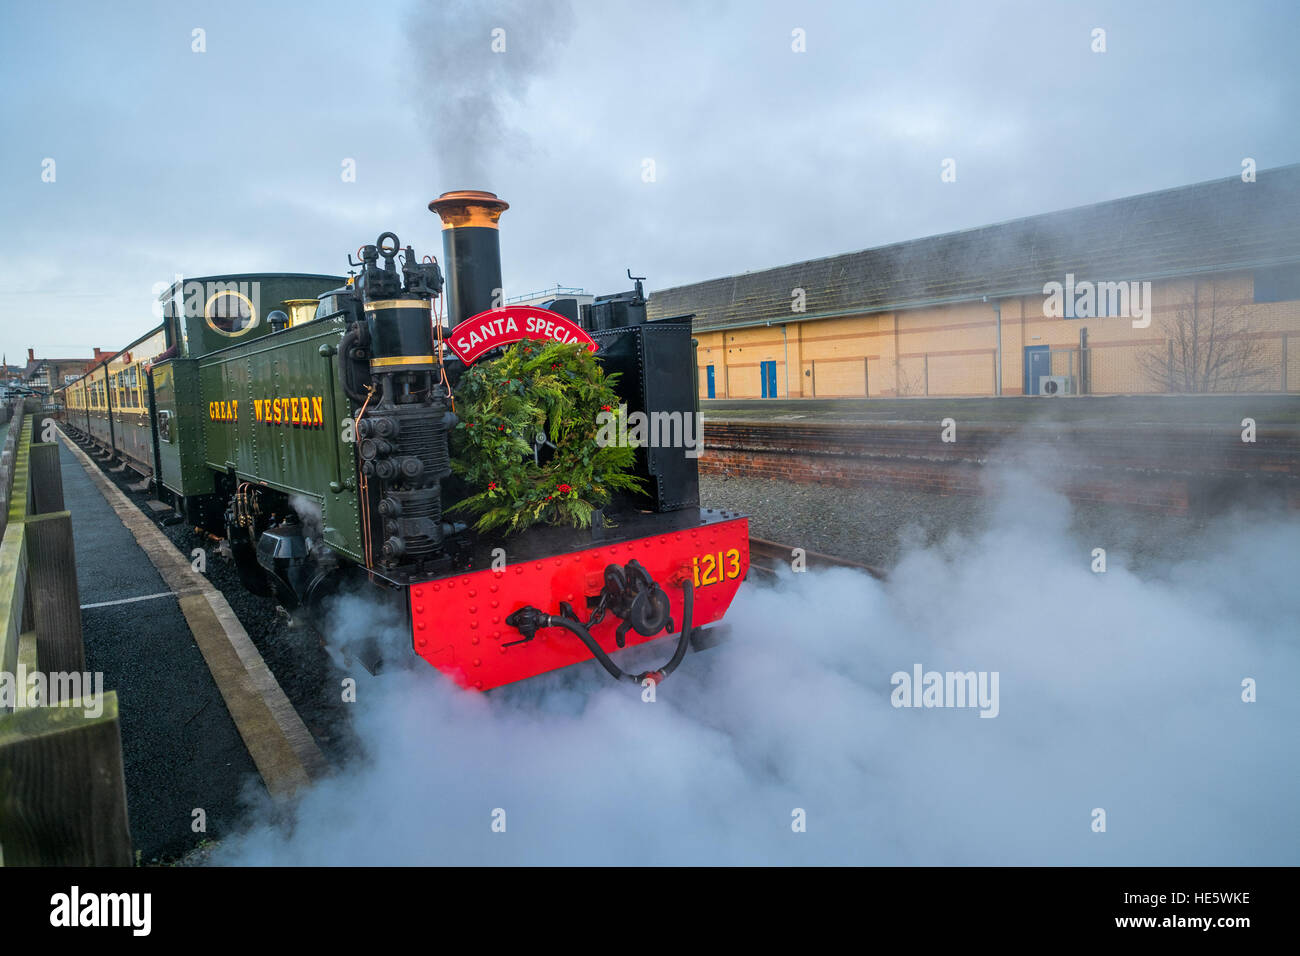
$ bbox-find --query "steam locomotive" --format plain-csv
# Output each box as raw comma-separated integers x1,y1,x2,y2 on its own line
55,190,749,690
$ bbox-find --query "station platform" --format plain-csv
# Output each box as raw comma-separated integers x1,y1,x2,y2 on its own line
58,436,325,861
61,438,256,860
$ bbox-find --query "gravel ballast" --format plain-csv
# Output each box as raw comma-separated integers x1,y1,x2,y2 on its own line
699,472,1235,571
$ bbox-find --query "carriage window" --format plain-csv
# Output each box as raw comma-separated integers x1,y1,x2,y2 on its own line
205,289,258,335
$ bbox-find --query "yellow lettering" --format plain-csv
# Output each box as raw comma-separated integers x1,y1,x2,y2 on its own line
726,548,740,579
230,400,238,421
291,397,300,424
312,396,323,426
274,399,283,424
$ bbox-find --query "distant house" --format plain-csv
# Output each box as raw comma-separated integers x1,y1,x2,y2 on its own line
21,348,102,396
649,165,1300,398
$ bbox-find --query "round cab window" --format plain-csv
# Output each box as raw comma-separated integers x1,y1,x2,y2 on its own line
204,290,258,336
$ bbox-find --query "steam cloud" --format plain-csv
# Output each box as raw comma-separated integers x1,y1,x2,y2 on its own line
409,0,575,187
217,462,1299,865
288,493,324,544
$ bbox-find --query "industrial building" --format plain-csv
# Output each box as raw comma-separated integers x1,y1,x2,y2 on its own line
648,165,1300,398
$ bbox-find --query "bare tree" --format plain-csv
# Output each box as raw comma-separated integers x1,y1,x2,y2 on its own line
1140,279,1271,392
895,357,926,396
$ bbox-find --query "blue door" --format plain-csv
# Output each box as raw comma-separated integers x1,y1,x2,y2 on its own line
1024,346,1051,395
760,360,777,398
706,364,715,398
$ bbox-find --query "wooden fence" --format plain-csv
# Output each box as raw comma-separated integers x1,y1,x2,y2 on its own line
0,403,132,865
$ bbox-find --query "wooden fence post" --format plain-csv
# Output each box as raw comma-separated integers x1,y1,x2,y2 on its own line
0,522,26,689
24,512,84,686
0,691,133,866
28,442,64,515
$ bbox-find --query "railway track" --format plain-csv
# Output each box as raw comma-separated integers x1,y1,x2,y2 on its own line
747,536,886,580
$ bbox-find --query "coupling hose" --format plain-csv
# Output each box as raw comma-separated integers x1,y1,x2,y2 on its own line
509,579,696,686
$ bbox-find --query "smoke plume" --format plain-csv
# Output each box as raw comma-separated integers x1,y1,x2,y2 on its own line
408,0,575,187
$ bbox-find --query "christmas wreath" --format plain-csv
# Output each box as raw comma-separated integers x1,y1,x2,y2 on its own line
449,339,642,533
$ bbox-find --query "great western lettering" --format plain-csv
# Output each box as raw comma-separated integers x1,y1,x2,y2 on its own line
208,395,325,427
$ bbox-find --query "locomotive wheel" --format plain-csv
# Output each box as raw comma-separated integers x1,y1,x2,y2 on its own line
228,534,272,597
302,565,346,627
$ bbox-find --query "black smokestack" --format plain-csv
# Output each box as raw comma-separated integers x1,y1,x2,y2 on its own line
428,190,509,327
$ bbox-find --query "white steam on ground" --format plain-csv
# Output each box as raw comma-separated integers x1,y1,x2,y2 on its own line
218,460,1299,865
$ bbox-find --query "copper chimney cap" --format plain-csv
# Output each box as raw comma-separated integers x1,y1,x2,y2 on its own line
428,190,510,230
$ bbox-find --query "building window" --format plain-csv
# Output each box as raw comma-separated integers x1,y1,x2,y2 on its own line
1254,264,1300,303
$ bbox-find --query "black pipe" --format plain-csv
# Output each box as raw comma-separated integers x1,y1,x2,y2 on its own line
509,579,696,686
545,615,637,683
427,190,509,328
440,227,502,326
651,578,694,682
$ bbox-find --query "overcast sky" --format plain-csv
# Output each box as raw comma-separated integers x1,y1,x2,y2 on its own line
2,0,1298,363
